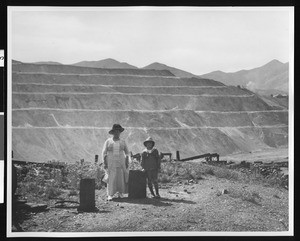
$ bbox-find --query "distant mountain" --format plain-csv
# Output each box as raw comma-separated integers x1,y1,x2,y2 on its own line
200,59,289,93
32,61,63,65
143,62,197,78
73,58,138,69
12,59,23,64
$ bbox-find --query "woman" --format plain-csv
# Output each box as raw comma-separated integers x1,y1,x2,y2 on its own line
102,124,129,201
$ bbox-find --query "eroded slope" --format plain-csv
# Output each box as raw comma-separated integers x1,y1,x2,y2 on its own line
12,63,288,162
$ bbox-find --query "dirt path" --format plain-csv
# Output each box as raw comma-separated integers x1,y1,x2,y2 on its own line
18,175,288,232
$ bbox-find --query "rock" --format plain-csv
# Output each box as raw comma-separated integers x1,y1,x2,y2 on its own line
12,225,19,232
17,203,48,212
211,187,213,189
184,189,188,192
221,189,228,194
120,206,124,209
15,199,27,204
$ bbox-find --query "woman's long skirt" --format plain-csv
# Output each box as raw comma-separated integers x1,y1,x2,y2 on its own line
107,166,128,196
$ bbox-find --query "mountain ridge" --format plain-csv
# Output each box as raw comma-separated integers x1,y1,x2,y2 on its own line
72,58,138,69
12,58,289,93
143,62,197,78
31,61,63,65
200,60,289,93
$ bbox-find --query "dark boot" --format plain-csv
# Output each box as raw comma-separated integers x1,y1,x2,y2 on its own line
154,183,160,198
148,183,156,197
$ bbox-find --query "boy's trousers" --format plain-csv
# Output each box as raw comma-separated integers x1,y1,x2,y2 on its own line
145,169,158,185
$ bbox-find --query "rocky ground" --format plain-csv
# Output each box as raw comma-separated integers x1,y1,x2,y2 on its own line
222,148,288,163
13,172,289,233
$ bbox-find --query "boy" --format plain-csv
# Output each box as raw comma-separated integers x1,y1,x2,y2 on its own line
141,137,161,198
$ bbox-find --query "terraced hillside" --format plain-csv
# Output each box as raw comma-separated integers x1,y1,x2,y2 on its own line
12,63,288,163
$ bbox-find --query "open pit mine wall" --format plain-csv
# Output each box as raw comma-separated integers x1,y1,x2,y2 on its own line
11,63,288,163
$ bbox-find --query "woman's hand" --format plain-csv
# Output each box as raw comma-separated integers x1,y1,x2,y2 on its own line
103,156,108,169
125,156,129,169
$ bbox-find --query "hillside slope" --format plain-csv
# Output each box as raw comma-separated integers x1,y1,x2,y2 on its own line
200,60,289,93
12,62,288,163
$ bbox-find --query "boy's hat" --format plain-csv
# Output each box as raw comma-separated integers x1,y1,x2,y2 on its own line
108,124,125,135
143,137,155,147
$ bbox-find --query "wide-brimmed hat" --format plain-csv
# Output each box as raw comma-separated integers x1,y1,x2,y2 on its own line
108,124,125,135
143,137,155,147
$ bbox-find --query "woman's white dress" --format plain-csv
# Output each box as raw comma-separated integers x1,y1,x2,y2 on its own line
102,138,129,196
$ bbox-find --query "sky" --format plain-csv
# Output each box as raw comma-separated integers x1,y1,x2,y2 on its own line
9,7,293,75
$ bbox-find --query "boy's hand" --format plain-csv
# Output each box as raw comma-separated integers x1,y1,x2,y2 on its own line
125,156,129,169
141,168,145,172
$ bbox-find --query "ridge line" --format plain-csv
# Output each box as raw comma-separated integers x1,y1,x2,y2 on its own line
11,107,288,113
12,71,181,79
12,82,226,88
12,91,255,97
12,125,288,130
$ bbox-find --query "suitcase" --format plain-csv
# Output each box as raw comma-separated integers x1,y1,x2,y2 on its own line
128,170,147,199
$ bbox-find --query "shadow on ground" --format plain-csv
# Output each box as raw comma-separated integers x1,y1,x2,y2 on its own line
77,208,111,214
12,207,48,232
112,197,196,206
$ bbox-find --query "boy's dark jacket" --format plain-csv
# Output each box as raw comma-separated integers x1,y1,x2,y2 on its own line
141,148,161,170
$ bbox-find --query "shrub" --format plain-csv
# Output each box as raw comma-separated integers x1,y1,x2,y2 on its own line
205,168,215,176
228,188,262,205
16,161,103,201
241,191,262,205
161,162,176,176
159,173,172,183
129,159,143,171
45,185,62,199
68,189,77,196
213,168,240,180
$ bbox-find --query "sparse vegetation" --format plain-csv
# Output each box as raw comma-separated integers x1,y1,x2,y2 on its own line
13,157,289,232
15,157,288,204
15,161,106,202
228,188,262,205
159,173,173,183
156,160,287,189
